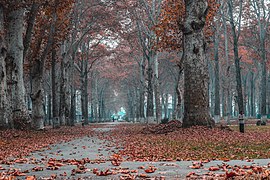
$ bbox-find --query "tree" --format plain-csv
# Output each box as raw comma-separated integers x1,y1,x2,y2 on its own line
248,0,270,118
6,4,31,129
0,4,8,128
181,0,215,127
27,0,73,130
155,0,219,126
227,0,244,115
133,0,163,123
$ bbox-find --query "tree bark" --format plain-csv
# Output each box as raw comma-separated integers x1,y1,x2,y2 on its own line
172,67,182,120
228,0,244,114
139,57,145,121
51,49,59,120
23,3,39,60
93,77,98,121
146,55,154,122
165,93,169,119
69,53,76,126
0,5,8,128
154,53,161,123
135,88,140,120
59,55,66,125
250,0,268,117
7,7,31,129
214,31,220,123
80,45,89,125
260,40,267,116
31,2,56,130
182,0,214,127
59,43,69,125
47,93,52,125
83,65,89,124
30,59,44,130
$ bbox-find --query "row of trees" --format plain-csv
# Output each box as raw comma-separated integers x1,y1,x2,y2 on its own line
0,0,126,130
121,0,270,126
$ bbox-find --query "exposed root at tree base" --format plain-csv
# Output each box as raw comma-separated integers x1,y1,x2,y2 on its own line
142,120,182,134
142,120,232,134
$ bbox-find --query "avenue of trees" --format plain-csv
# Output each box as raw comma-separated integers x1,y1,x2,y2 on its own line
0,0,270,130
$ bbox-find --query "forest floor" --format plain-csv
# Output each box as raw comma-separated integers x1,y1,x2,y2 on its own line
0,122,270,179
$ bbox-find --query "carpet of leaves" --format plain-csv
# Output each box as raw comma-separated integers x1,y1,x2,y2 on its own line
110,124,270,161
106,123,270,179
0,125,100,160
1,122,270,179
185,161,270,179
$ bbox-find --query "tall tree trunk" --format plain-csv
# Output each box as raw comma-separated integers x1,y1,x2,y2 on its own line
146,55,154,122
260,41,267,117
94,77,98,121
243,74,247,115
221,87,225,118
268,74,270,115
222,8,231,120
69,53,75,126
172,86,177,118
208,60,215,117
228,0,244,114
23,3,39,60
139,60,145,120
69,87,75,126
101,95,105,120
133,89,137,122
90,71,94,122
136,88,140,120
98,89,103,122
82,59,88,125
267,73,270,115
65,63,71,125
165,93,169,119
154,53,161,123
161,92,165,118
7,7,31,129
127,90,132,121
51,49,59,120
80,53,85,124
47,93,52,125
232,37,244,113
31,60,44,130
214,31,220,123
172,68,182,119
59,54,67,125
182,0,214,127
31,4,56,130
80,66,85,123
0,5,8,128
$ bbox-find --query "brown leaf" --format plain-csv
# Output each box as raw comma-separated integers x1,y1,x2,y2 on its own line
26,176,36,180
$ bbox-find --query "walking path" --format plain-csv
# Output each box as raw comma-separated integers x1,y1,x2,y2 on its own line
0,122,269,179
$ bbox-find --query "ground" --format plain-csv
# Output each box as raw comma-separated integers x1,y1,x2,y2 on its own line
0,122,270,179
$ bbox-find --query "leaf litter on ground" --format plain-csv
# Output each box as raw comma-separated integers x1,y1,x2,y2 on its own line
1,122,270,179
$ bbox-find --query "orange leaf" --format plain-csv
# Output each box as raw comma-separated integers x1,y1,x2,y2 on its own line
144,166,157,173
26,176,36,180
226,171,239,178
209,166,219,171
